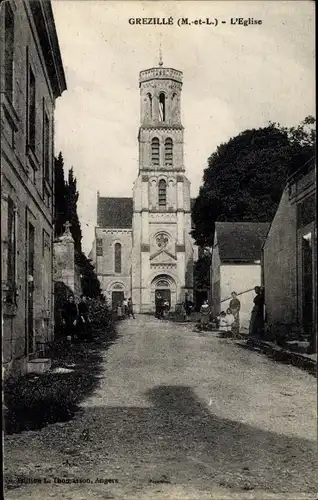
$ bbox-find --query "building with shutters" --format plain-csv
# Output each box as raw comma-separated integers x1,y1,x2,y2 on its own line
91,61,197,313
1,0,66,374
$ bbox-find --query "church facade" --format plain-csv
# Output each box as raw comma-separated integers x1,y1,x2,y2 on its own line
92,63,196,313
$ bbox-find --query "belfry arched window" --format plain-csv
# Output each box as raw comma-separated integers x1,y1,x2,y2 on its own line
165,138,173,166
114,243,122,273
151,137,160,165
158,179,167,207
147,93,152,119
159,93,165,122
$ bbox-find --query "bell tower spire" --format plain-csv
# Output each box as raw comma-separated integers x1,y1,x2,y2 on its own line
159,43,163,67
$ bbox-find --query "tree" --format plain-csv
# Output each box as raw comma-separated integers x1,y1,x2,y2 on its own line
65,168,82,254
54,152,67,238
191,116,315,246
54,153,102,299
75,252,102,298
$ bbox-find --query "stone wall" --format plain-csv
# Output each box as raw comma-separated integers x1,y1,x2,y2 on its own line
53,229,82,333
54,233,76,292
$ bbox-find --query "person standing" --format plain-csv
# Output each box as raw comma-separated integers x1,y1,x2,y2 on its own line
249,286,265,338
229,291,241,337
127,298,135,319
184,296,194,322
78,294,92,341
117,301,123,320
122,297,128,318
155,293,164,319
163,299,170,318
200,300,210,331
62,294,78,341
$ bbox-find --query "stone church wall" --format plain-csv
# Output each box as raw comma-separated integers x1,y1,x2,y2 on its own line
95,228,132,305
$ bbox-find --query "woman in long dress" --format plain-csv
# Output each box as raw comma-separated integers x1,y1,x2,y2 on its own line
249,286,265,337
200,300,210,331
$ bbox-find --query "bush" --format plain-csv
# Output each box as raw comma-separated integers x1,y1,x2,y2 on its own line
88,297,113,333
4,373,79,433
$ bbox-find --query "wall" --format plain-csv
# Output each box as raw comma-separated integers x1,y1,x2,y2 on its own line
1,0,60,375
95,227,132,306
220,264,262,329
263,166,316,344
53,234,76,292
263,188,297,332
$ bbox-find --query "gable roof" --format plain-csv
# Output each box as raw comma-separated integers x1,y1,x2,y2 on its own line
215,222,270,262
97,197,133,228
97,196,197,229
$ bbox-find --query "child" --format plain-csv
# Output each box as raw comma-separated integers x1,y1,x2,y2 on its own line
225,308,235,333
218,311,228,331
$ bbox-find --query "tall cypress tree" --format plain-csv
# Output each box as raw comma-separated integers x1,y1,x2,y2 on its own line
65,168,82,254
54,154,102,298
54,152,67,238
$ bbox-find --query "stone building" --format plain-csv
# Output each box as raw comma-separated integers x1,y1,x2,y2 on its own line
211,222,270,329
262,158,316,351
92,61,197,312
1,0,66,374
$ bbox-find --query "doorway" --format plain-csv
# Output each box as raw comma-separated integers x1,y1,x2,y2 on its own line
302,232,313,335
112,291,124,311
26,222,35,354
155,288,171,309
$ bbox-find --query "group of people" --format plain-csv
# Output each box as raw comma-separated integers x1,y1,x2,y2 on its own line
197,292,242,332
117,297,135,319
199,287,265,337
216,291,241,336
155,293,170,319
61,294,92,342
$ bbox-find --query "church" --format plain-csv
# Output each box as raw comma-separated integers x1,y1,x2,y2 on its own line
91,60,197,313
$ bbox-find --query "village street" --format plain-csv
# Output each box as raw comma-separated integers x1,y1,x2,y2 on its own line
4,315,317,500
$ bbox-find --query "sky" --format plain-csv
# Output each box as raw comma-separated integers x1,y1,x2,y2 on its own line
52,0,315,254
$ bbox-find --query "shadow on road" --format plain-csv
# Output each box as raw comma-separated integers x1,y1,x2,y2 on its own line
4,384,317,494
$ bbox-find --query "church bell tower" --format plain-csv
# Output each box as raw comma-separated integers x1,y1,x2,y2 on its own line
131,56,193,313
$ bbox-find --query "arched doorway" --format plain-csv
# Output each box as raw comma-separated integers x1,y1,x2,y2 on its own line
150,274,177,312
155,279,171,309
108,282,126,311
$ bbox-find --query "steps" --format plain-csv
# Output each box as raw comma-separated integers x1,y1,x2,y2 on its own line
27,358,52,374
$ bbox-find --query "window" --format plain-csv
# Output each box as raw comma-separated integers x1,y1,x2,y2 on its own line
5,197,17,303
28,66,36,150
4,3,14,101
165,138,173,166
114,243,122,273
158,179,167,207
297,194,315,228
43,104,50,181
147,93,152,119
96,238,103,256
151,138,160,165
159,93,165,121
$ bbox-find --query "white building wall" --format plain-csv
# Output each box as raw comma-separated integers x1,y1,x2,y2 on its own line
220,264,262,329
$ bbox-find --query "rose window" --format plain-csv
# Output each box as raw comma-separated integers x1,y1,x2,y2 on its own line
156,233,169,249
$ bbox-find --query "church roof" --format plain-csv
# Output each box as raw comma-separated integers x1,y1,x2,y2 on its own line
97,197,133,228
97,197,197,229
215,222,270,262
